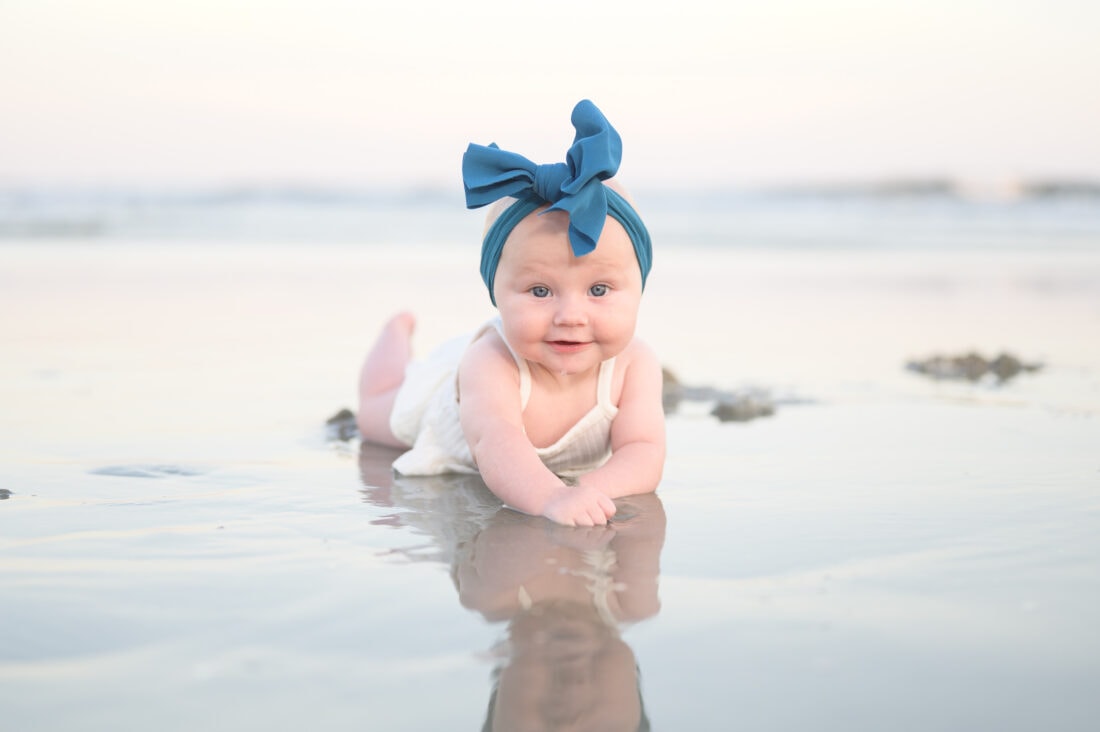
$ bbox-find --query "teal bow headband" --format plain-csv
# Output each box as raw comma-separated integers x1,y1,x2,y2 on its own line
462,100,653,305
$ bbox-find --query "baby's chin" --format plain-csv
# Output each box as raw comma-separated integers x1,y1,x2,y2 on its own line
539,349,621,377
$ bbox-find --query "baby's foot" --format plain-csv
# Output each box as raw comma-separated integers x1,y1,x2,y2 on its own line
360,311,417,397
384,311,416,356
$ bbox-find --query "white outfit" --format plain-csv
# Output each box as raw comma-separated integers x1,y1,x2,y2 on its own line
390,318,618,479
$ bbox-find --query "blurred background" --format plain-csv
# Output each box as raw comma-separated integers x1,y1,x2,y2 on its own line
3,6,1099,730
1,0,1098,241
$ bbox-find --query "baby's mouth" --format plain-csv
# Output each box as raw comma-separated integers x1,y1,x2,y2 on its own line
548,340,588,352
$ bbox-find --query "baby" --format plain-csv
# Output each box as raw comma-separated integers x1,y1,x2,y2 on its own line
356,100,665,527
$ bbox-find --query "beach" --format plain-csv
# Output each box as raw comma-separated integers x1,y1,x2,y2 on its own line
2,192,1099,730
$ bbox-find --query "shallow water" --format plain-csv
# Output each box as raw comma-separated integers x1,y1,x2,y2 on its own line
2,231,1099,730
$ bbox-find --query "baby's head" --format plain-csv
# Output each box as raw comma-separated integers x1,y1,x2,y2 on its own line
485,602,647,730
462,100,652,307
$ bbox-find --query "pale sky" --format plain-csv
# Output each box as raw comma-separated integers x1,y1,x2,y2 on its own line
1,0,1098,189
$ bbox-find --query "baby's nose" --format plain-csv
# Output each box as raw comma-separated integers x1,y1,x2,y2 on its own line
553,295,589,326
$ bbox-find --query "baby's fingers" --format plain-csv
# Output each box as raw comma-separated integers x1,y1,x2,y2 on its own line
543,490,615,527
579,495,615,527
571,505,604,528
586,503,612,526
599,493,617,519
576,501,602,526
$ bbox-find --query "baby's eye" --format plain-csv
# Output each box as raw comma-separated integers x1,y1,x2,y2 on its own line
589,284,609,297
530,286,551,298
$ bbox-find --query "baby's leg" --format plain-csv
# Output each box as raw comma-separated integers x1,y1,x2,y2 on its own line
357,312,416,447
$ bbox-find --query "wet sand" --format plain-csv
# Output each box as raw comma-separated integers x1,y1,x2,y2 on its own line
1,239,1098,730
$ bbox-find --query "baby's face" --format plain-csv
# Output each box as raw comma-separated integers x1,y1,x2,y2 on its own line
493,208,643,377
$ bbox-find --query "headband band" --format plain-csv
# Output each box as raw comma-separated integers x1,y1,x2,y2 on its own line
462,100,653,305
478,190,652,305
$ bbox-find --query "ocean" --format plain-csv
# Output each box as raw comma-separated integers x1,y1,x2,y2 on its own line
4,182,1099,251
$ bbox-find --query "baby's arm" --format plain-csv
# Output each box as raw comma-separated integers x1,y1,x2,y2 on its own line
458,337,616,527
577,340,666,499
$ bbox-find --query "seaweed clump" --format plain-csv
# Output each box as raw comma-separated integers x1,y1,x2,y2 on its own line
906,352,1042,383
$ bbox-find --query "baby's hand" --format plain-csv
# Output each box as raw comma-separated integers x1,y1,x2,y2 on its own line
546,523,617,552
542,484,617,527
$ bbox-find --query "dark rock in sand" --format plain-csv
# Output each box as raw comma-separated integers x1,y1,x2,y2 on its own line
989,353,1041,381
663,368,734,410
711,391,776,422
663,367,780,423
906,351,1042,383
661,367,684,412
326,408,360,441
0,489,12,500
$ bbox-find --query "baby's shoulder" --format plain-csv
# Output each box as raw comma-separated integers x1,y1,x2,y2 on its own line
610,337,662,400
616,337,660,373
464,325,511,361
459,327,519,383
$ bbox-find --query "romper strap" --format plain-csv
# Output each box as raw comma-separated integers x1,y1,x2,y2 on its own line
596,357,617,408
487,318,532,410
517,359,533,410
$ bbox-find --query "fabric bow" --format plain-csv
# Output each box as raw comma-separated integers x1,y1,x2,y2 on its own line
462,99,623,256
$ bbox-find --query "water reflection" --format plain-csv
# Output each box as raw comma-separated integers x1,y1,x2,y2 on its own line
357,444,665,731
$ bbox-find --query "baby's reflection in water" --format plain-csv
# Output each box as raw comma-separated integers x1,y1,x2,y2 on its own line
358,444,664,732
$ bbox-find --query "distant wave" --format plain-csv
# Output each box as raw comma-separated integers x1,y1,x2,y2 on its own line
2,179,1099,249
0,185,468,242
639,177,1100,204
0,185,462,208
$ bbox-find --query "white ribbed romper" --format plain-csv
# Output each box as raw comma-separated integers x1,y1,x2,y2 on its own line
390,318,618,479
